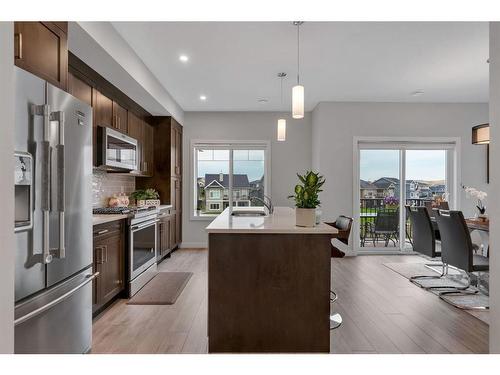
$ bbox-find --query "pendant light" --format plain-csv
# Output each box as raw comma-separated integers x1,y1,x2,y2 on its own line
292,21,304,119
277,72,287,141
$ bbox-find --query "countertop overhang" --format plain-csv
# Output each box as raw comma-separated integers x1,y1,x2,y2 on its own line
205,207,338,234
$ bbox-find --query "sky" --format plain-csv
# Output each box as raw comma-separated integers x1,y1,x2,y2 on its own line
197,149,265,181
360,149,446,182
197,148,446,184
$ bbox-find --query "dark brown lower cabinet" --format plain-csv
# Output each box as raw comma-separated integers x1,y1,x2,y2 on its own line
157,209,175,261
93,220,126,314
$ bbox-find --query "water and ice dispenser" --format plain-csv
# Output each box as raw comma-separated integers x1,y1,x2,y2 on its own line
14,151,33,232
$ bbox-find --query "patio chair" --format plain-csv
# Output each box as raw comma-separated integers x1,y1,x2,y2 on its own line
365,208,399,247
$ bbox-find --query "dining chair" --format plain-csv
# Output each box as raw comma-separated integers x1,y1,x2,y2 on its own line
434,210,489,309
406,206,446,284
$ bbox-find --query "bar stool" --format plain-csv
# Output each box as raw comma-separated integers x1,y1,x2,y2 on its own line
325,216,353,330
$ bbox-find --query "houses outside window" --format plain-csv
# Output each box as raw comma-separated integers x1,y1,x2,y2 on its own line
192,141,270,218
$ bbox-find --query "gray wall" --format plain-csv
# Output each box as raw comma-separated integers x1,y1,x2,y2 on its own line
312,102,489,252
489,21,500,354
181,112,312,247
0,22,15,353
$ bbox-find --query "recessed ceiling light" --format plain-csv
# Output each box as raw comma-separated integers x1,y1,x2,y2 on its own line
411,90,425,97
179,54,189,63
200,95,207,101
257,98,269,103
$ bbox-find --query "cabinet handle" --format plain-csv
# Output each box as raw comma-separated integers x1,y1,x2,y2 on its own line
14,32,22,59
96,246,104,264
94,229,109,236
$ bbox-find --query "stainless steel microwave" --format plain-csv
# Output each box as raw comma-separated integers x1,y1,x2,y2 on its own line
97,126,138,171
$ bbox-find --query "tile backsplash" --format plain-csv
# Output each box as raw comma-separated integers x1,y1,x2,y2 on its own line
92,170,136,208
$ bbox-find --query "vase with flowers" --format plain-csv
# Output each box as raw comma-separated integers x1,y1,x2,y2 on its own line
462,185,487,220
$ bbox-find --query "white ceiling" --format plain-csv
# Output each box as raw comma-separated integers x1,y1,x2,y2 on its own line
112,22,489,112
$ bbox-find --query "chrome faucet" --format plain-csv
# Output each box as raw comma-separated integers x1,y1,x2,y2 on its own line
251,195,274,214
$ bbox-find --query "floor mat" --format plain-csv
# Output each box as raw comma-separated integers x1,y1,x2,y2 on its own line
127,272,193,305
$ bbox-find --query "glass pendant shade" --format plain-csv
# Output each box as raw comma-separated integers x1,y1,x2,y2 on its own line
277,119,286,141
292,85,304,119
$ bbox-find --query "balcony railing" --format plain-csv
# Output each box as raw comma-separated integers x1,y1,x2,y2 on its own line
359,197,433,248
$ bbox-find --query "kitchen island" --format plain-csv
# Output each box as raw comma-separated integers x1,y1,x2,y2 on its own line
206,207,337,353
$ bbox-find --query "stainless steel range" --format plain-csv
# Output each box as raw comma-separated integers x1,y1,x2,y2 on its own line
128,207,159,296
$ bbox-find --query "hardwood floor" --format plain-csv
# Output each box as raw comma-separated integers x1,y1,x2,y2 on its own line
91,249,489,354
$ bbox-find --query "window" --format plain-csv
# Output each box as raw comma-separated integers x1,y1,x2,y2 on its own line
192,141,270,219
209,203,221,211
209,190,221,199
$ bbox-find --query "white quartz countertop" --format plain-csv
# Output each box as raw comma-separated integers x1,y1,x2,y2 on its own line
205,207,338,234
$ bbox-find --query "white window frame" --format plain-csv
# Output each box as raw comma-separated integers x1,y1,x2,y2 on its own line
352,136,461,255
209,189,221,199
209,203,221,211
191,140,271,221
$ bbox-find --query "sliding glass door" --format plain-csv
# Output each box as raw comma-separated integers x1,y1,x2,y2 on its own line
359,149,402,249
355,140,456,253
404,150,448,247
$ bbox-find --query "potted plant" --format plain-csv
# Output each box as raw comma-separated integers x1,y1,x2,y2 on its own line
130,188,160,207
462,185,488,220
288,170,325,227
383,196,398,209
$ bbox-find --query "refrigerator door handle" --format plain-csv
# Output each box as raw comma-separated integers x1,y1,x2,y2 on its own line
50,110,65,260
14,272,99,326
32,104,52,264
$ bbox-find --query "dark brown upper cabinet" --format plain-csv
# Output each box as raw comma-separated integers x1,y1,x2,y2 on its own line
68,71,97,165
112,101,128,133
95,90,114,129
95,89,128,134
126,112,153,177
171,119,183,178
68,71,93,107
14,22,68,90
127,111,144,173
143,121,154,177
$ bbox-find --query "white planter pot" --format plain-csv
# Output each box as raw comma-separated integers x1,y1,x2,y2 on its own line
295,208,316,227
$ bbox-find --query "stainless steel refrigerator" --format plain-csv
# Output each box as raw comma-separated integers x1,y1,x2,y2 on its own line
13,67,95,354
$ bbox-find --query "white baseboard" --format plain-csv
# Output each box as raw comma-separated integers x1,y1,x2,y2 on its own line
179,242,207,249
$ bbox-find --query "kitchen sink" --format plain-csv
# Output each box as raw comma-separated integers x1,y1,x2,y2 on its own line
231,210,267,217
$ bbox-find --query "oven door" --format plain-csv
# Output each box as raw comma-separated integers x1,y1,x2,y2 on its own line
100,126,138,171
129,220,157,280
